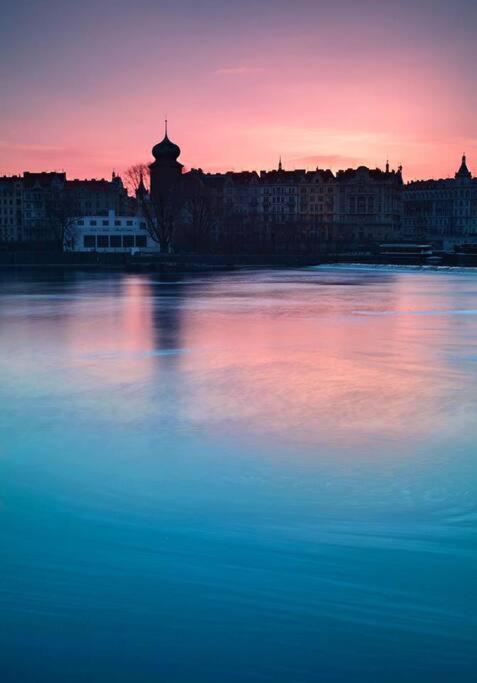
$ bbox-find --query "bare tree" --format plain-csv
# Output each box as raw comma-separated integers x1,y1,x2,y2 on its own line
43,190,81,251
123,163,150,195
124,163,185,253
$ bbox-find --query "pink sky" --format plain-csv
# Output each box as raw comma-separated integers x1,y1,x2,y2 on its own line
1,1,477,183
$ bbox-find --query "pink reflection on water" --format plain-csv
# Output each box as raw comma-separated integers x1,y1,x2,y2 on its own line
67,276,156,385
175,274,474,449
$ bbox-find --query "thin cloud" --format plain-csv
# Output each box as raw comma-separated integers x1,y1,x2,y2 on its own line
0,140,119,162
214,66,265,76
0,141,68,153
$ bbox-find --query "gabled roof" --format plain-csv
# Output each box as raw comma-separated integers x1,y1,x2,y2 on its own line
22,171,66,189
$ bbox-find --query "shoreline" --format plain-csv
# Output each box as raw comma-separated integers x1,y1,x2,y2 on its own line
1,252,476,271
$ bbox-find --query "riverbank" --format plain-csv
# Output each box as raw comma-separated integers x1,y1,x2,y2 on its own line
0,251,322,271
1,250,476,271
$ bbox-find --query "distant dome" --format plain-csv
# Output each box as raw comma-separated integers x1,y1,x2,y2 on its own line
152,134,181,162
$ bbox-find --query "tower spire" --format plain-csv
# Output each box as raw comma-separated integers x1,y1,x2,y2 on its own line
137,168,147,199
278,156,283,171
165,116,168,138
456,153,471,180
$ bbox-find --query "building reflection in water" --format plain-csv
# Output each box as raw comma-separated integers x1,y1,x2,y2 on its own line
149,274,188,355
65,275,157,386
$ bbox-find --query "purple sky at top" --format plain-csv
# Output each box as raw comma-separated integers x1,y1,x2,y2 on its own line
1,0,477,180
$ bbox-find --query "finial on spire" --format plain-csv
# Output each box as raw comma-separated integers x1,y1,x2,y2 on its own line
165,116,168,138
278,156,283,171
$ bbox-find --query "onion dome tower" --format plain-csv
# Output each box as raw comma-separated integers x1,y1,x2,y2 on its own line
149,120,184,204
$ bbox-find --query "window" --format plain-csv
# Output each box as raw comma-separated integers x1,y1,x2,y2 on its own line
90,220,97,226
114,220,121,226
97,235,109,248
84,235,96,248
122,235,134,247
126,220,133,226
77,220,84,226
102,220,109,226
135,235,147,248
110,235,122,247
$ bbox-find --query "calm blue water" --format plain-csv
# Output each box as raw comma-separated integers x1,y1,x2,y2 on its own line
0,266,476,682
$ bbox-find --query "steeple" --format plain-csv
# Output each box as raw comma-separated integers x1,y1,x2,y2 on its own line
385,159,390,173
455,154,472,180
136,170,147,199
111,170,123,187
278,156,283,172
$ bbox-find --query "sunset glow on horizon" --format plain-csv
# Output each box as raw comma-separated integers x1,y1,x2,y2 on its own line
2,0,477,183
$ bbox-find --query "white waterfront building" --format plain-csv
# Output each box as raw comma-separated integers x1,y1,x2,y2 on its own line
67,210,159,252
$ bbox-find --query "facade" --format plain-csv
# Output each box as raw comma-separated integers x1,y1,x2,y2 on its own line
333,165,403,245
66,173,131,217
0,175,23,243
0,171,134,244
213,162,402,251
22,171,66,242
403,156,477,246
68,210,157,252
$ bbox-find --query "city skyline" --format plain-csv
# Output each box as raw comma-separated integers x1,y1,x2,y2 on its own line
2,1,477,181
0,126,473,188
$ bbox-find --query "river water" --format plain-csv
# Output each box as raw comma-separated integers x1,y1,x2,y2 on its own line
0,266,476,682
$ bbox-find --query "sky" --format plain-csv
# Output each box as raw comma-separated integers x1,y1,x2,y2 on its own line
1,0,477,182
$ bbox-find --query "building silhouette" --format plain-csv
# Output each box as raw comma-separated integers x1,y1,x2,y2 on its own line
2,129,477,253
403,155,477,247
0,175,23,243
145,128,404,253
0,171,132,246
